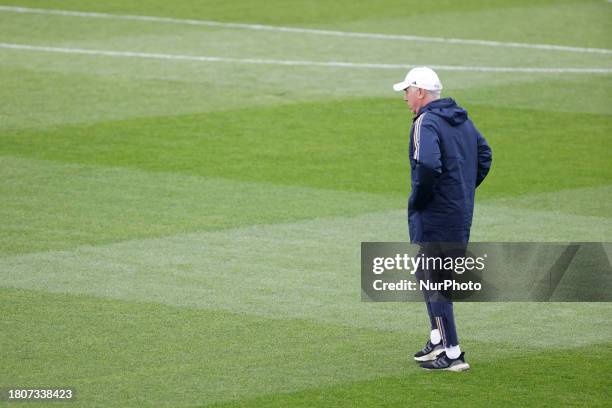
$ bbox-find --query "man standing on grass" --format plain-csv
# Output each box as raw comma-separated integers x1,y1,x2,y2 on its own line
393,67,492,371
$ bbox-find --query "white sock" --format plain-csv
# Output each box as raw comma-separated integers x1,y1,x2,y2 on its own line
446,345,461,359
430,329,441,345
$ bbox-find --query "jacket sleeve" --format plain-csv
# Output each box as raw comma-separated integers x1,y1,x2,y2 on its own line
410,121,442,210
475,130,492,188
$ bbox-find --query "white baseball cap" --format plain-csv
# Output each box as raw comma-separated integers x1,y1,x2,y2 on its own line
393,66,443,92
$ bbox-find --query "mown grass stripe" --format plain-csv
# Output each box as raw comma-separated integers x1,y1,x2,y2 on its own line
2,43,611,73
1,5,610,54
2,201,610,347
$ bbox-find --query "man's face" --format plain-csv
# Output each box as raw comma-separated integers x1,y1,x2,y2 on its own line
403,86,422,114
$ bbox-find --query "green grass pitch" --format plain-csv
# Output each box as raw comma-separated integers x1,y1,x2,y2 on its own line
1,0,611,406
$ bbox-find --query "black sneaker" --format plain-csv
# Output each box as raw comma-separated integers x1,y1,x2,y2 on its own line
420,351,470,372
413,340,444,362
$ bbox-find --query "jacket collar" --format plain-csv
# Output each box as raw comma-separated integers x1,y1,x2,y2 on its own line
413,98,456,121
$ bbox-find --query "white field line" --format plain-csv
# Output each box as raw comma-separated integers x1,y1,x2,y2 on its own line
1,42,610,74
0,5,611,55
1,42,611,74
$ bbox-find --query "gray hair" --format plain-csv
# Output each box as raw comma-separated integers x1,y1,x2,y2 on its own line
426,89,441,99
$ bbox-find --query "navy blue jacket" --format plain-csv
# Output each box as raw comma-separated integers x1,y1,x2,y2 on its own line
408,98,492,243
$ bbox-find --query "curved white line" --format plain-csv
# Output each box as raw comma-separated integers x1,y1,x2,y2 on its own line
0,5,610,55
1,43,611,74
